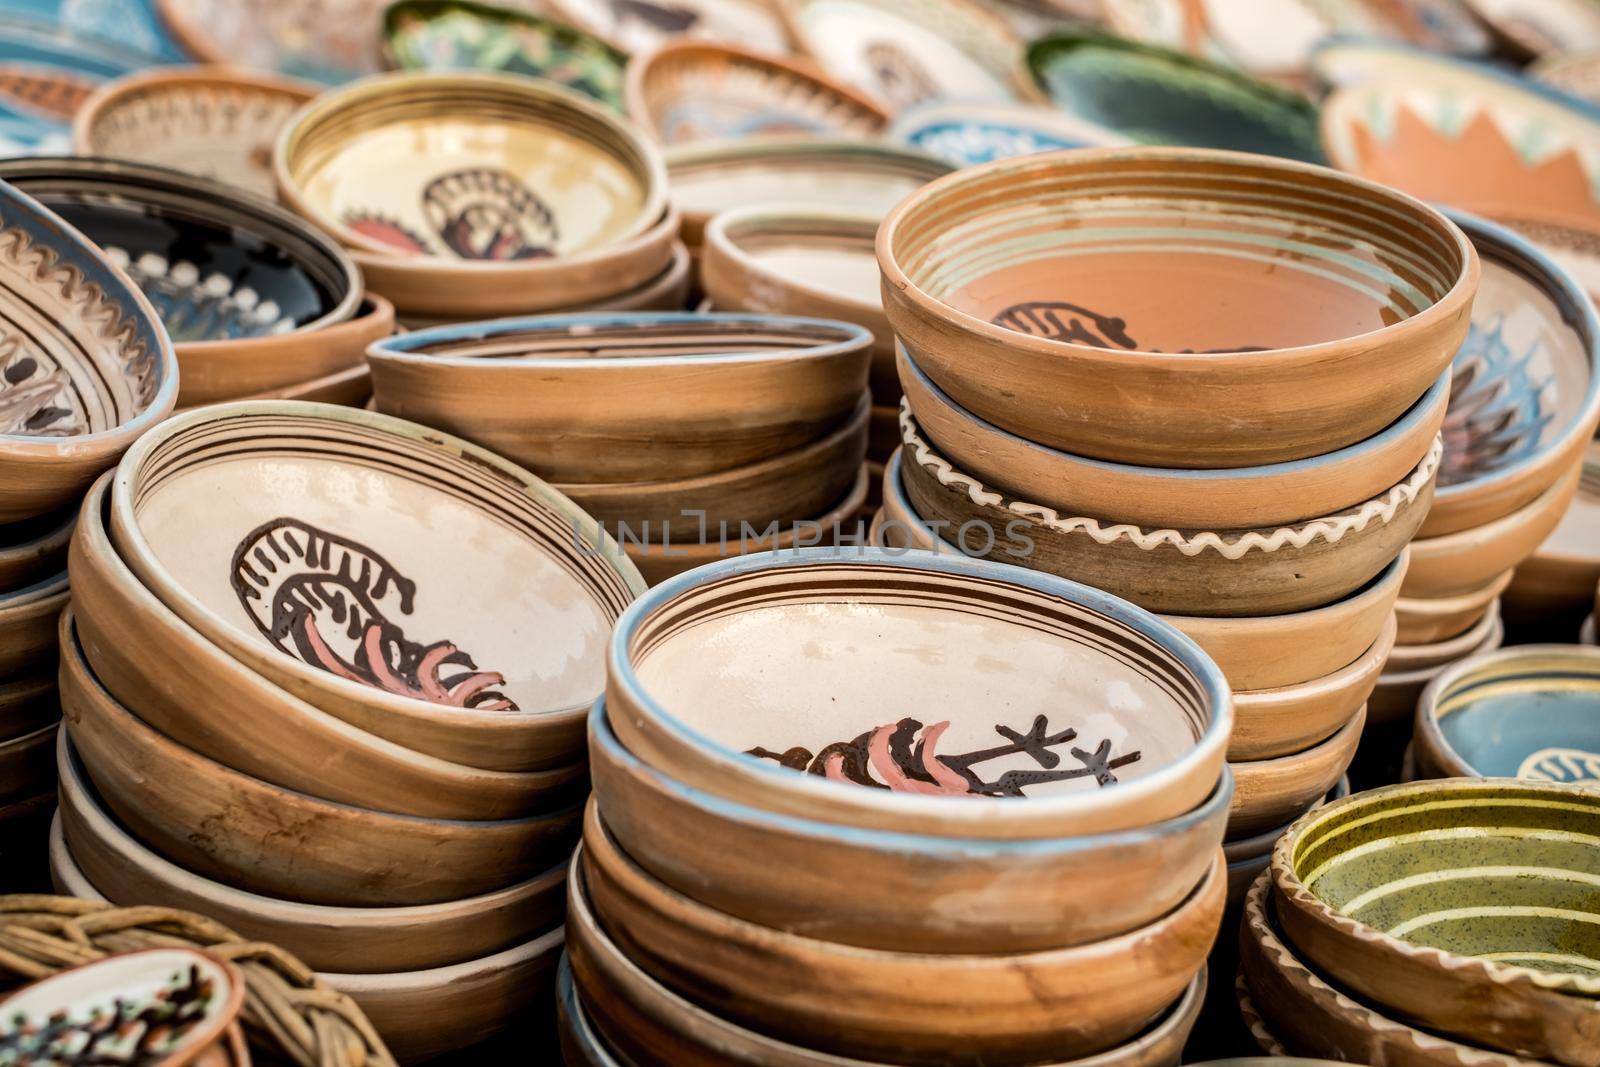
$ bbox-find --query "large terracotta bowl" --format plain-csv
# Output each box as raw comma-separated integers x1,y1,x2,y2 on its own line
368,312,872,483
0,179,178,523
606,547,1232,839
1272,779,1600,1065
877,146,1478,468
105,403,644,773
581,808,1222,1065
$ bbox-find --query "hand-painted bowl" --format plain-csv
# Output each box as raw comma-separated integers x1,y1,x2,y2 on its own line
878,147,1477,468
0,569,67,678
0,505,72,593
889,100,1128,167
581,807,1222,1065
1272,779,1600,1065
156,0,390,84
0,178,177,523
607,547,1232,839
367,312,871,483
1232,619,1393,762
1394,567,1512,644
0,17,139,160
1228,707,1366,840
71,65,317,198
544,0,791,56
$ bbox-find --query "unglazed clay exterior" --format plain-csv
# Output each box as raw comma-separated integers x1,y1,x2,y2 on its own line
1227,707,1366,840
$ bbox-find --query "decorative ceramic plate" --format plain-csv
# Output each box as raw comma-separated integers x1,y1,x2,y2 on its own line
7,0,188,62
890,101,1127,167
776,0,1029,110
1461,0,1600,57
0,16,145,156
625,40,887,146
156,0,395,83
1027,33,1324,161
544,0,790,56
384,0,628,112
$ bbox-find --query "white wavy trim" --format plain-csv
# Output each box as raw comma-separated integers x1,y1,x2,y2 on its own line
1233,972,1288,1056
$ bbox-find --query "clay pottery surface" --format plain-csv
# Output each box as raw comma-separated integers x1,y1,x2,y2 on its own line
70,65,316,198
1224,777,1348,916
1395,568,1512,644
384,0,627,110
1271,779,1600,1065
369,312,871,483
1462,0,1600,57
0,505,73,594
1227,706,1365,840
0,720,55,806
58,625,582,907
879,147,1477,469
53,733,566,973
0,177,177,523
1405,463,1583,597
899,342,1451,529
899,406,1439,617
1223,777,1349,860
1386,599,1502,672
776,0,1032,111
1414,644,1600,781
156,0,389,83
195,362,374,410
557,953,625,1067
1231,619,1393,762
0,16,139,152
590,701,1230,953
581,808,1222,1065
564,870,1207,1067
106,403,644,774
545,0,791,56
0,673,57,743
0,569,68,677
1532,51,1600,104
1027,34,1323,162
1585,614,1597,645
557,392,868,530
1505,445,1600,622
625,40,887,147
1370,613,1506,727
607,546,1232,839
889,100,1128,168
0,946,245,1067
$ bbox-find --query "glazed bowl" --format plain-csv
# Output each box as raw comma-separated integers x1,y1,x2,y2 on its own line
607,547,1232,840
899,342,1451,528
0,506,73,593
898,406,1440,617
581,807,1222,1065
889,100,1128,168
590,700,1229,953
1231,619,1393,761
367,312,871,483
877,146,1477,468
1228,707,1366,840
1415,644,1600,781
71,65,317,198
545,0,792,55
1385,599,1503,673
1272,779,1600,1065
155,0,390,83
624,40,887,146
0,179,177,523
105,403,644,774
0,569,68,678
1394,568,1512,644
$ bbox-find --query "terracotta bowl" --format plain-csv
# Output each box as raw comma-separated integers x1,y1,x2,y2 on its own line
368,311,871,484
1386,600,1503,673
877,146,1477,469
1503,444,1600,627
545,0,792,56
0,506,74,594
0,674,57,743
1231,620,1393,762
889,100,1128,168
0,179,178,523
106,403,644,774
581,807,1222,1065
590,700,1229,954
1370,612,1507,727
0,720,55,807
58,624,581,908
71,65,317,198
899,342,1451,529
1414,644,1600,781
204,362,375,409
899,406,1440,617
53,733,566,973
624,40,888,146
607,546,1232,839
1227,706,1366,840
156,0,389,84
1394,568,1512,644
1272,779,1600,1065
0,567,67,677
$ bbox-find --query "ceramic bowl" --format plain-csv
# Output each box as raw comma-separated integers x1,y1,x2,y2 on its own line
0,673,56,742
1370,612,1507,727
106,403,644,773
1272,779,1600,1065
1414,644,1600,782
0,178,177,523
71,65,316,198
1462,0,1600,58
898,407,1440,617
889,100,1127,167
1098,0,1386,81
0,719,55,806
1532,51,1600,104
0,946,246,1067
368,312,871,483
545,0,792,56
581,806,1222,1065
1231,619,1393,762
899,343,1452,529
0,569,67,678
200,362,375,409
878,146,1477,469
1503,444,1600,629
590,700,1229,953
1386,600,1503,673
1395,568,1512,644
564,876,1207,1067
1228,707,1366,840
0,506,73,594
156,0,389,83
383,0,627,111
607,546,1232,839
625,40,887,147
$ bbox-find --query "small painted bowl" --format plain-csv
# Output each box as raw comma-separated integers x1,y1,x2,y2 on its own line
544,0,792,56
1272,779,1600,1065
606,546,1233,840
889,100,1128,167
877,146,1477,469
71,65,317,198
157,0,390,84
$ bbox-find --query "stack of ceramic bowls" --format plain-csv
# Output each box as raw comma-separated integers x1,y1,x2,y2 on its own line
51,401,646,1062
366,312,873,586
274,71,687,328
875,146,1478,847
0,157,393,412
1505,442,1600,642
566,548,1233,1067
1243,779,1600,1066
